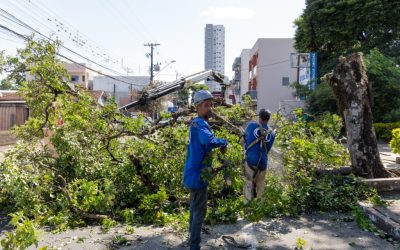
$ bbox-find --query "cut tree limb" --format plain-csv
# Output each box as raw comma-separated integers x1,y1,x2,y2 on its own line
315,166,353,176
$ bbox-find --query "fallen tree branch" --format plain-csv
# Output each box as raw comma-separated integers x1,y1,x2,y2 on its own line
56,175,108,220
142,108,194,135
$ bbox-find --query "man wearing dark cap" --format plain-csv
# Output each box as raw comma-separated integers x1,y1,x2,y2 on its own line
243,109,275,203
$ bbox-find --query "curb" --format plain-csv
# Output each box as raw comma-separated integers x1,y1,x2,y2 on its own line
362,178,400,193
359,201,400,240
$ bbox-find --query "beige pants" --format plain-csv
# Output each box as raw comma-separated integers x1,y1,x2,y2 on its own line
243,161,266,203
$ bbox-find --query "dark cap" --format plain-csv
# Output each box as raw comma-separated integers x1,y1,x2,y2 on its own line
259,109,271,121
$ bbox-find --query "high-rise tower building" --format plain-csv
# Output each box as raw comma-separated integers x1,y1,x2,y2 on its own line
204,24,225,94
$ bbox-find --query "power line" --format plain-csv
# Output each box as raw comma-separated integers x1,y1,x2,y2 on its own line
25,0,120,65
0,35,23,43
230,59,290,73
98,0,166,73
56,54,143,86
0,7,136,83
0,3,121,74
21,0,178,80
0,23,144,86
124,1,157,41
5,0,137,76
98,0,150,45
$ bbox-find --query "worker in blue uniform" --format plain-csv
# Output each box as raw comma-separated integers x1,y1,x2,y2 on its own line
183,90,228,250
243,109,275,203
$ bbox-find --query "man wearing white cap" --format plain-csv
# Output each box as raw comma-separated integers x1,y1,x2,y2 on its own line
183,90,228,250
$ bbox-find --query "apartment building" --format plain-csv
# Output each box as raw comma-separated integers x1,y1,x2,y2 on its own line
232,39,303,113
204,24,225,95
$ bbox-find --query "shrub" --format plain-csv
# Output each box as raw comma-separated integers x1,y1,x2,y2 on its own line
373,122,400,141
389,128,400,154
1,212,40,250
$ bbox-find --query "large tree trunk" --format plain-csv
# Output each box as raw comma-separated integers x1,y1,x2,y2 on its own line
324,53,391,178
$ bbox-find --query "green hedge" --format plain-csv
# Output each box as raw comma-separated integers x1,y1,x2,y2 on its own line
373,122,400,141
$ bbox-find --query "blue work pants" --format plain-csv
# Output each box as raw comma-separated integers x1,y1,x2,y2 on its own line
188,188,207,250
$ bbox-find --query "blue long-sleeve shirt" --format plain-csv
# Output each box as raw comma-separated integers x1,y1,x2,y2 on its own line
183,117,227,189
244,121,275,170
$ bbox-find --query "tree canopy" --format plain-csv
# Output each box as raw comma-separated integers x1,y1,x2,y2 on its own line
294,0,400,121
364,49,400,122
295,0,400,74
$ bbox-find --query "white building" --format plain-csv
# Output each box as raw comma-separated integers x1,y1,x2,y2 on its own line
232,38,303,113
62,62,96,89
204,24,225,95
230,49,251,104
92,76,149,107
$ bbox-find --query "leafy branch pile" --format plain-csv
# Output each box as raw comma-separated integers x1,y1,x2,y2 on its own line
243,111,378,222
0,38,249,229
0,38,381,248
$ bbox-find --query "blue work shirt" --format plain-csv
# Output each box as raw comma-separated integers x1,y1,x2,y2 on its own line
183,117,228,189
244,121,275,170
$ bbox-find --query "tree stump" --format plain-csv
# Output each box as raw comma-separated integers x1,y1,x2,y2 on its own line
324,53,391,178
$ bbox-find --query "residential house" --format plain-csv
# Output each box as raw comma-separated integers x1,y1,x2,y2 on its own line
63,62,95,89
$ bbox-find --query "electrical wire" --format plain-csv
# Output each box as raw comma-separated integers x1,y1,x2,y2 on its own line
0,23,144,86
0,7,138,84
26,0,120,65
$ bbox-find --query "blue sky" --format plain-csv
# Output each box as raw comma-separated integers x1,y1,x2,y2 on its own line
0,0,305,81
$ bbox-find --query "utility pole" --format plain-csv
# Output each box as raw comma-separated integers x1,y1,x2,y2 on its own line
144,43,160,83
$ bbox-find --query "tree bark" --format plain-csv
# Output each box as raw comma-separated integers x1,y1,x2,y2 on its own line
324,53,391,178
315,166,353,176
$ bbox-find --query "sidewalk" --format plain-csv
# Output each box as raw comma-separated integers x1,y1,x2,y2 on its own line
360,193,400,242
9,212,395,250
1,144,400,249
379,144,400,169
0,130,16,146
0,144,12,163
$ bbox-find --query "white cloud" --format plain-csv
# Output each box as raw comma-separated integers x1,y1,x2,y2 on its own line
200,6,255,20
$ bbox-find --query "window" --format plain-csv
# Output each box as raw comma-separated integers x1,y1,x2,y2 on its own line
71,75,79,83
282,77,290,86
82,75,86,82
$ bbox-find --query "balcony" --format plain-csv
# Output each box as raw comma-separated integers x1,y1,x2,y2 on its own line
231,57,241,70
